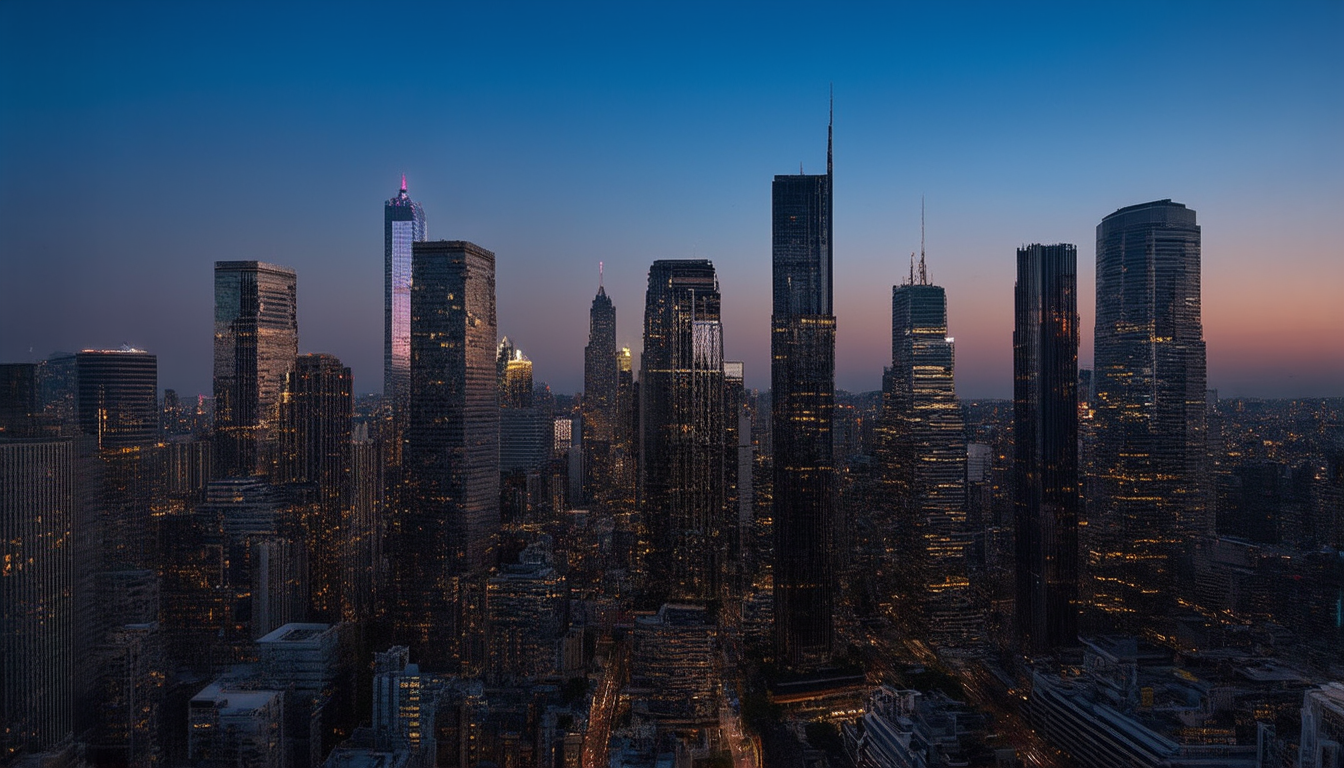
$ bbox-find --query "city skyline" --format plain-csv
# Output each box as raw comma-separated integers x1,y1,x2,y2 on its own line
2,3,1340,400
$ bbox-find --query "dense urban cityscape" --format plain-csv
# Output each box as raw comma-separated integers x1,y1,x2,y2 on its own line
2,5,1342,768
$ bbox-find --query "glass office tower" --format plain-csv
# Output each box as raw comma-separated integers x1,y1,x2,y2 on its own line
213,261,298,478
384,176,427,475
1013,243,1080,654
771,110,836,669
1090,200,1207,626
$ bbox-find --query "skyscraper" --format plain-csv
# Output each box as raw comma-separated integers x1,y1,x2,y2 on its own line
276,353,353,623
639,259,727,603
75,348,158,450
771,108,836,669
1,437,75,761
1090,200,1206,625
582,268,618,506
397,239,498,670
1013,243,1080,654
76,348,158,570
384,176,427,477
885,256,978,650
213,261,298,478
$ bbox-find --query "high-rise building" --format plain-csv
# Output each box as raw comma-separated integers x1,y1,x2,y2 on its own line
1013,243,1080,655
188,682,285,768
397,240,498,670
75,348,158,450
1,437,75,761
76,348,158,571
583,270,618,505
885,257,978,651
276,353,354,623
639,259,727,603
1090,200,1206,626
385,175,427,478
771,109,836,668
485,543,566,682
213,260,299,478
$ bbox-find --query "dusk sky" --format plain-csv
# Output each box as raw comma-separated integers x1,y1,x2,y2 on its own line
2,2,1341,399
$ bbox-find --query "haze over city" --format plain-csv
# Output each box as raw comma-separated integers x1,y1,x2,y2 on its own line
2,2,1341,398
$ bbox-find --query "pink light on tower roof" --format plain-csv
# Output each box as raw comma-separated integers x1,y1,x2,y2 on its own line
400,173,407,193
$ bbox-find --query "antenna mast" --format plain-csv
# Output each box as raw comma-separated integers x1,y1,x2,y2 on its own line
918,196,928,285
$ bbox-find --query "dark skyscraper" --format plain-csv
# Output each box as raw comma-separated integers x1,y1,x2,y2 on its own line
213,261,298,478
397,240,498,670
75,348,158,450
771,108,836,668
276,353,353,623
1090,200,1207,625
583,268,618,506
384,176,427,476
885,261,978,651
1013,243,1080,654
639,259,727,603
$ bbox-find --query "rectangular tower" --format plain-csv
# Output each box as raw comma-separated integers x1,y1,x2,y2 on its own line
1013,243,1080,654
384,177,426,478
398,240,498,670
213,261,298,478
639,259,727,603
771,113,836,669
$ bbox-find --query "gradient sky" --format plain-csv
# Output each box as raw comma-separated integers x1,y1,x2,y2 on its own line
2,2,1341,399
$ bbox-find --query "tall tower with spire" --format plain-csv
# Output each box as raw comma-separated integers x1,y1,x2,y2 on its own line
883,215,980,651
770,101,836,669
583,264,618,505
384,176,426,478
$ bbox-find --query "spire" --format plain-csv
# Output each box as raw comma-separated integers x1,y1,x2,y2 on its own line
827,84,833,178
919,196,928,285
598,261,606,296
400,173,407,193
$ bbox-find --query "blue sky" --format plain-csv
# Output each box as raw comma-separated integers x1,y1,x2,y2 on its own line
2,2,1341,398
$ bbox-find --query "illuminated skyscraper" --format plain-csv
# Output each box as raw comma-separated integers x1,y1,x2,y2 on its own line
771,108,836,668
276,353,353,623
213,261,298,478
384,175,427,476
75,348,158,450
1090,200,1206,625
640,259,727,603
1013,244,1080,654
582,269,618,506
886,257,978,650
397,240,498,670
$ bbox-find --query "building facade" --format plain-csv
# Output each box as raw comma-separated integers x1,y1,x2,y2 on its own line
384,175,427,478
639,259,727,604
1013,243,1080,655
771,112,836,668
583,278,618,507
886,269,979,651
1090,200,1207,626
213,260,299,478
397,240,499,670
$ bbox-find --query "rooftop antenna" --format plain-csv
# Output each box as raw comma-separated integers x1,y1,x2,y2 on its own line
400,173,407,193
800,162,804,174
827,83,833,178
908,252,916,286
918,196,928,285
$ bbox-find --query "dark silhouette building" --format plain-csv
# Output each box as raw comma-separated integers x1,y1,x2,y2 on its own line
75,348,158,450
397,240,499,670
213,261,298,478
1090,200,1207,626
583,269,618,507
1013,243,1080,654
639,259,727,603
276,353,354,623
384,175,427,480
771,110,836,669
